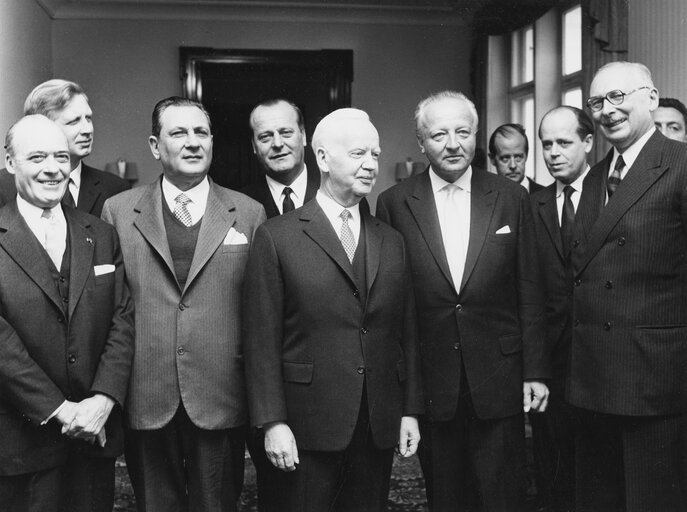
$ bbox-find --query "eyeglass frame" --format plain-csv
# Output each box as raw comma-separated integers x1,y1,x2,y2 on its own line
586,86,651,112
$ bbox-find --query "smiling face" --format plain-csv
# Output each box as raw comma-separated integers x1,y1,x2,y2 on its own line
148,105,213,190
5,116,71,209
418,97,476,183
539,109,593,185
50,94,93,167
589,64,658,152
652,106,687,142
317,117,380,207
251,101,306,185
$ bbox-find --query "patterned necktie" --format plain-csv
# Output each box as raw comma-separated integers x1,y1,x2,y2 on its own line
62,179,76,209
607,155,625,198
41,208,63,269
282,187,295,214
174,193,193,227
339,209,356,263
560,185,575,257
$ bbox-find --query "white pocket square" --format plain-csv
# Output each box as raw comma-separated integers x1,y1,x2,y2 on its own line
495,225,511,234
224,227,248,245
94,264,115,276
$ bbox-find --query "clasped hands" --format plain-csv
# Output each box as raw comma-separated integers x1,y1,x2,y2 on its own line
54,393,115,448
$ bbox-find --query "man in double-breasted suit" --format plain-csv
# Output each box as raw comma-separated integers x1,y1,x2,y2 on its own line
102,97,265,511
0,79,130,216
0,115,134,512
243,108,422,512
570,61,687,511
376,91,550,511
530,106,594,511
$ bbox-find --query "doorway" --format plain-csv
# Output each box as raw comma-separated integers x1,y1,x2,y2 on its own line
180,47,353,191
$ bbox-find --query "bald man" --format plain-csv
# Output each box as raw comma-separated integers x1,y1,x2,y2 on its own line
0,115,133,512
243,108,422,511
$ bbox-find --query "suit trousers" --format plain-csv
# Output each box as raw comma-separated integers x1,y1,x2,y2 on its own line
575,409,685,512
125,403,246,512
266,384,394,512
0,451,115,512
419,367,527,512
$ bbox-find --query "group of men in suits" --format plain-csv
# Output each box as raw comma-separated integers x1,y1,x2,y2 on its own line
2,58,687,512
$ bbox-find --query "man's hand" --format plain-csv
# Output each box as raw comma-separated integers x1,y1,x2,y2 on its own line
64,394,115,445
397,416,420,457
523,380,549,413
54,400,79,430
264,421,299,472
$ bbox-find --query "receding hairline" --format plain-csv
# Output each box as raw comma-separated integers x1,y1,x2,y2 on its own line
414,91,479,139
5,114,68,157
592,61,655,89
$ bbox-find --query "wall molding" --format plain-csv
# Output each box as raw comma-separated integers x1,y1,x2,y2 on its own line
36,0,473,26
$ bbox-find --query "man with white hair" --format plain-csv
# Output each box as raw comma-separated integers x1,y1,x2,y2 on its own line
571,61,687,510
243,108,422,511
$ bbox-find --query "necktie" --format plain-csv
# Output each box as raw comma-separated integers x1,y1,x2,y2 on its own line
339,209,356,263
174,193,193,227
560,185,575,257
41,209,63,269
442,184,467,292
61,179,76,209
607,155,625,198
282,187,295,214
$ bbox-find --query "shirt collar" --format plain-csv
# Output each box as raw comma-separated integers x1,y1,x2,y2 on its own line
16,194,65,224
556,165,590,197
265,165,308,201
69,161,82,189
316,189,360,223
612,126,656,171
429,166,472,194
161,175,210,211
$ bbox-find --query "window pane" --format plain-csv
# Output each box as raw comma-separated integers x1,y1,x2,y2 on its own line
563,5,582,75
524,25,534,82
563,87,583,108
511,30,520,86
510,95,535,179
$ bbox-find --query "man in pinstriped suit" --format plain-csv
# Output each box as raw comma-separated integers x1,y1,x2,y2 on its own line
570,61,687,511
102,97,265,512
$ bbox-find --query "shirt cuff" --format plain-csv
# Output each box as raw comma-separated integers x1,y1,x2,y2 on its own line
41,400,68,425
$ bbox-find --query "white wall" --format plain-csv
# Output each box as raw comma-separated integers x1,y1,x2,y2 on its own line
0,0,52,141
52,17,472,208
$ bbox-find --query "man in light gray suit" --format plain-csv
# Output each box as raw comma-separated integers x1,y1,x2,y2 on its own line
102,97,265,512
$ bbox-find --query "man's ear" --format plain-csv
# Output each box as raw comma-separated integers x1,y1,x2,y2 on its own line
5,153,16,175
148,136,160,160
315,146,329,174
584,133,594,154
302,129,307,147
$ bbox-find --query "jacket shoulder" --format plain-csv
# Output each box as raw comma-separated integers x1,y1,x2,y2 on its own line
212,183,265,216
83,164,131,192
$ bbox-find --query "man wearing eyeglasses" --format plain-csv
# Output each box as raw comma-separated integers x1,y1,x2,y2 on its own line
488,124,543,193
569,61,687,511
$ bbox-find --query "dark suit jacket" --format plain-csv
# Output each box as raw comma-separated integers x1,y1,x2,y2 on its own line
240,172,319,219
0,202,134,475
531,184,573,382
102,177,266,430
0,164,130,217
377,168,549,422
569,131,687,416
243,200,423,452
528,177,544,194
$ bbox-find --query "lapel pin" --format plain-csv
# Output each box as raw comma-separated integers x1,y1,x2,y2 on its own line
86,237,93,245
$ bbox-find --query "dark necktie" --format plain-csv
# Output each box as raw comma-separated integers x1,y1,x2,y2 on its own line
607,155,625,198
560,185,575,257
62,179,76,208
282,187,295,214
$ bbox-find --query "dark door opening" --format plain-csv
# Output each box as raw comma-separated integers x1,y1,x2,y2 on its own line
180,48,353,191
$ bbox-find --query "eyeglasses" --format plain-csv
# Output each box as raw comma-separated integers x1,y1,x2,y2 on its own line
586,87,650,112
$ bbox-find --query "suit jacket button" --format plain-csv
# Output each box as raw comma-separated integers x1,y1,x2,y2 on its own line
179,303,186,311
62,296,69,303
603,322,612,331
455,304,462,311
357,366,365,375
605,281,613,289
68,354,76,364
574,280,581,287
353,290,359,298
453,342,461,350
177,346,185,355
57,316,64,323
573,240,580,248
618,237,626,246
574,319,580,327
360,327,368,334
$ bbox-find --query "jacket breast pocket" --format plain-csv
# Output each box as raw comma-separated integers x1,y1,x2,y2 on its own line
93,272,115,286
222,243,249,254
282,361,313,384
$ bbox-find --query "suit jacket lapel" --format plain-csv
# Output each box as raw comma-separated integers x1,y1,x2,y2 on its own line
406,172,454,289
258,180,280,218
537,186,565,261
362,211,382,293
578,132,667,273
133,180,176,278
0,202,64,312
65,209,95,318
78,164,101,215
301,200,358,287
184,183,236,291
460,169,497,291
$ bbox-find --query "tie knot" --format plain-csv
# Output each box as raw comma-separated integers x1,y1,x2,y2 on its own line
563,185,575,199
175,193,192,206
41,208,54,220
340,209,352,221
614,155,625,171
283,187,293,198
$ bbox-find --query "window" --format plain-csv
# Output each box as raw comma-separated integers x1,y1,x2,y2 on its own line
562,5,583,107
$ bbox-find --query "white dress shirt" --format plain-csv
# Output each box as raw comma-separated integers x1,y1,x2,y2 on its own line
17,195,67,269
316,190,361,246
161,176,210,225
266,166,309,214
66,161,81,206
609,127,656,181
555,166,590,225
429,166,472,292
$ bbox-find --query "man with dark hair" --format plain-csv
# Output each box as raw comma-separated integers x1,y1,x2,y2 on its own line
0,114,134,512
241,98,319,218
488,123,543,192
0,79,130,215
652,97,687,142
571,61,687,510
530,105,594,511
102,96,265,511
377,91,549,511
